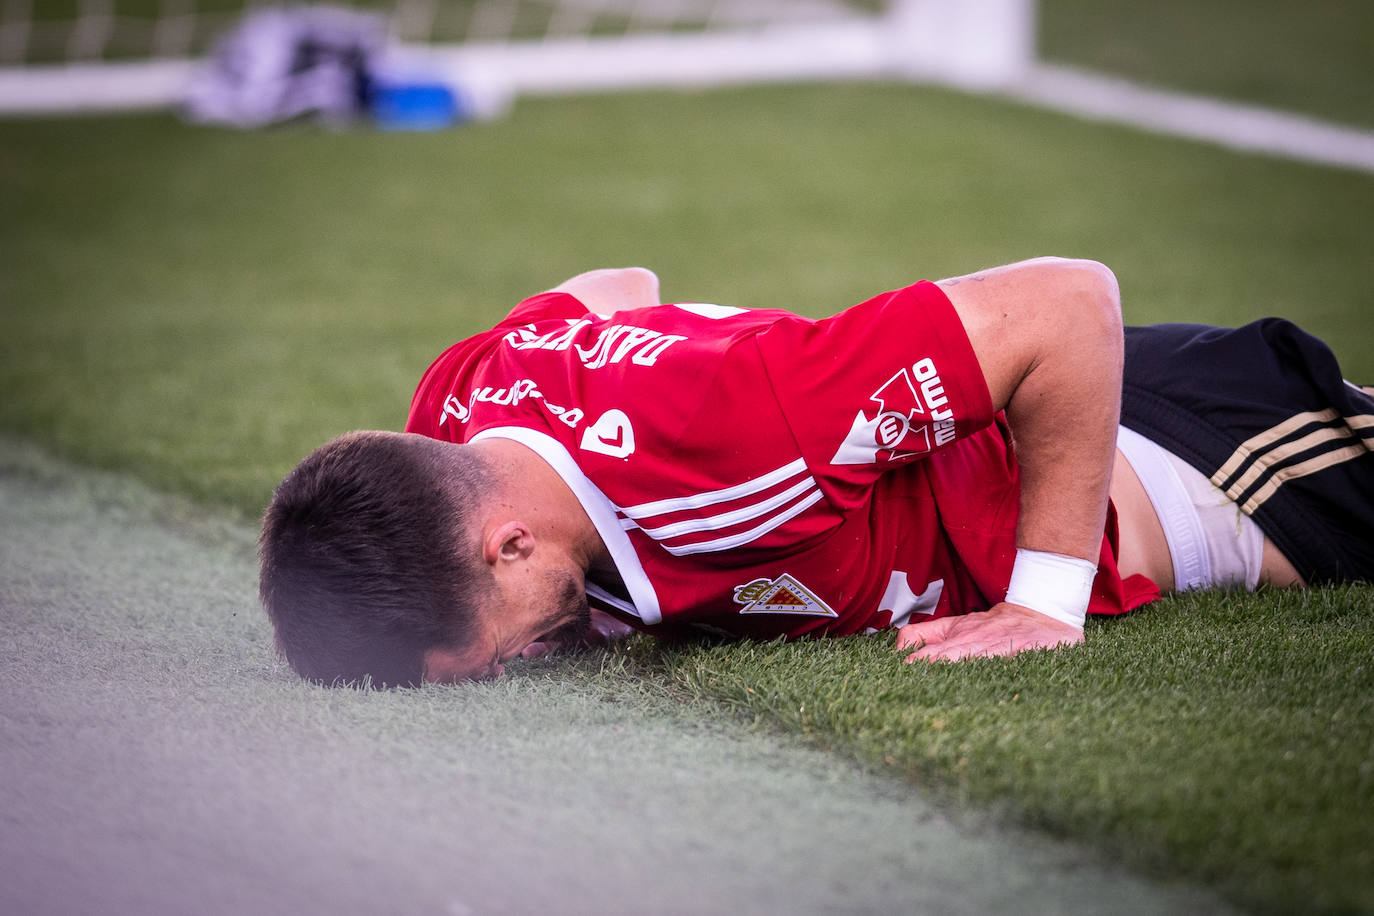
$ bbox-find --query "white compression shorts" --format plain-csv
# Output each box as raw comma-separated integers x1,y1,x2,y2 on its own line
1116,426,1264,591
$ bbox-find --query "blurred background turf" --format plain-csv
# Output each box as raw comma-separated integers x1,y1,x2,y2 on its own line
1042,0,1374,128
2,81,1371,516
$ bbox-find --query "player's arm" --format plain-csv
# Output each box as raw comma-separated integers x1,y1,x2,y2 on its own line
897,257,1124,661
548,267,660,313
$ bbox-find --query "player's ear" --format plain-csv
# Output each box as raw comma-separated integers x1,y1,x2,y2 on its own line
482,519,535,566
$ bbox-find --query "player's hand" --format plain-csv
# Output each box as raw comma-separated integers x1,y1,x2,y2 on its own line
895,602,1083,662
520,608,636,659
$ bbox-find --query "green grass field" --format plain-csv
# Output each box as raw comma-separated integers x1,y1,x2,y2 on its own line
3,8,1374,914
0,439,1244,914
1041,0,1374,129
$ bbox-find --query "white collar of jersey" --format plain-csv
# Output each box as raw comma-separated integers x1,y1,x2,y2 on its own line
469,426,663,625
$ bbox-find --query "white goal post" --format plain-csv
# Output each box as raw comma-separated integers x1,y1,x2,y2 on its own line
0,0,1035,115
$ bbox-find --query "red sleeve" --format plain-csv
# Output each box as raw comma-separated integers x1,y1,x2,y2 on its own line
752,281,996,504
497,291,588,328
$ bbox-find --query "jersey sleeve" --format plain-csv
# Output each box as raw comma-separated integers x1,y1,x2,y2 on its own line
498,291,589,328
752,280,996,505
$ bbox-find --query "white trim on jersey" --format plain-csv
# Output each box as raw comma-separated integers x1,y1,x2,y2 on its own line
670,302,749,320
634,476,818,541
661,489,825,557
616,457,822,557
585,582,638,618
469,426,664,625
619,458,809,518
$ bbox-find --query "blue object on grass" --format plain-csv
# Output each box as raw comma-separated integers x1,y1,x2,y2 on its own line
370,81,463,130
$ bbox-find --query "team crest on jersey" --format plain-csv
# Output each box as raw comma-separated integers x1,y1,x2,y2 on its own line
732,574,837,617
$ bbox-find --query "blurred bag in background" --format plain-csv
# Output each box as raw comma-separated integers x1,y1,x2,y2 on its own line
184,6,384,127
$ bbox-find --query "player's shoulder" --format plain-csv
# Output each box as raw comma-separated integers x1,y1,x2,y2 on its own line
654,303,806,350
499,290,588,327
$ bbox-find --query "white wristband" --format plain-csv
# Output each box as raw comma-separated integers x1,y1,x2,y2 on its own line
1003,548,1097,629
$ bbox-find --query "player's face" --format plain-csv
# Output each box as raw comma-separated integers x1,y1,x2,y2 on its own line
423,566,591,683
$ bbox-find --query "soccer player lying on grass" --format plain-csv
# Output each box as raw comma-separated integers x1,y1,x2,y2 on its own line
259,259,1374,686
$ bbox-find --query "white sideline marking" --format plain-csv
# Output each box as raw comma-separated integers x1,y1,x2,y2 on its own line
0,58,195,112
1011,63,1374,175
1,35,1372,176
425,36,1374,174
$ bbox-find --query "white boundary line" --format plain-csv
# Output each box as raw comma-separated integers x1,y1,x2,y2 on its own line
0,58,195,112
1,34,1372,176
1012,64,1374,175
426,23,892,95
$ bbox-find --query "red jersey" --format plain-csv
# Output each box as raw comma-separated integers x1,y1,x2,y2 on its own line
406,282,1140,639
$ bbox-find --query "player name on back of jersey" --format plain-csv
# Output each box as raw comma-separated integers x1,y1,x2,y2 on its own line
436,317,690,431
503,318,687,370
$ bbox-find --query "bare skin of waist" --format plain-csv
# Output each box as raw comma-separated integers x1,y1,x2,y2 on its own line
1109,449,1304,592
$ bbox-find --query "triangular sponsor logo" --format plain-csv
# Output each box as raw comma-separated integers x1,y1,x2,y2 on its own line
830,365,939,465
733,573,837,617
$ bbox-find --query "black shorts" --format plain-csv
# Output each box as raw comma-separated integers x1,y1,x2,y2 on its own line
1121,319,1374,585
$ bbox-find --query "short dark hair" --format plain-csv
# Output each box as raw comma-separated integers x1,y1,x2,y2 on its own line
259,432,491,687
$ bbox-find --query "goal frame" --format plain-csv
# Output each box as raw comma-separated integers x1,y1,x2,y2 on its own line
0,0,1035,115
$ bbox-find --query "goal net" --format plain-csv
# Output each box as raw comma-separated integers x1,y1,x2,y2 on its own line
0,0,1034,115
